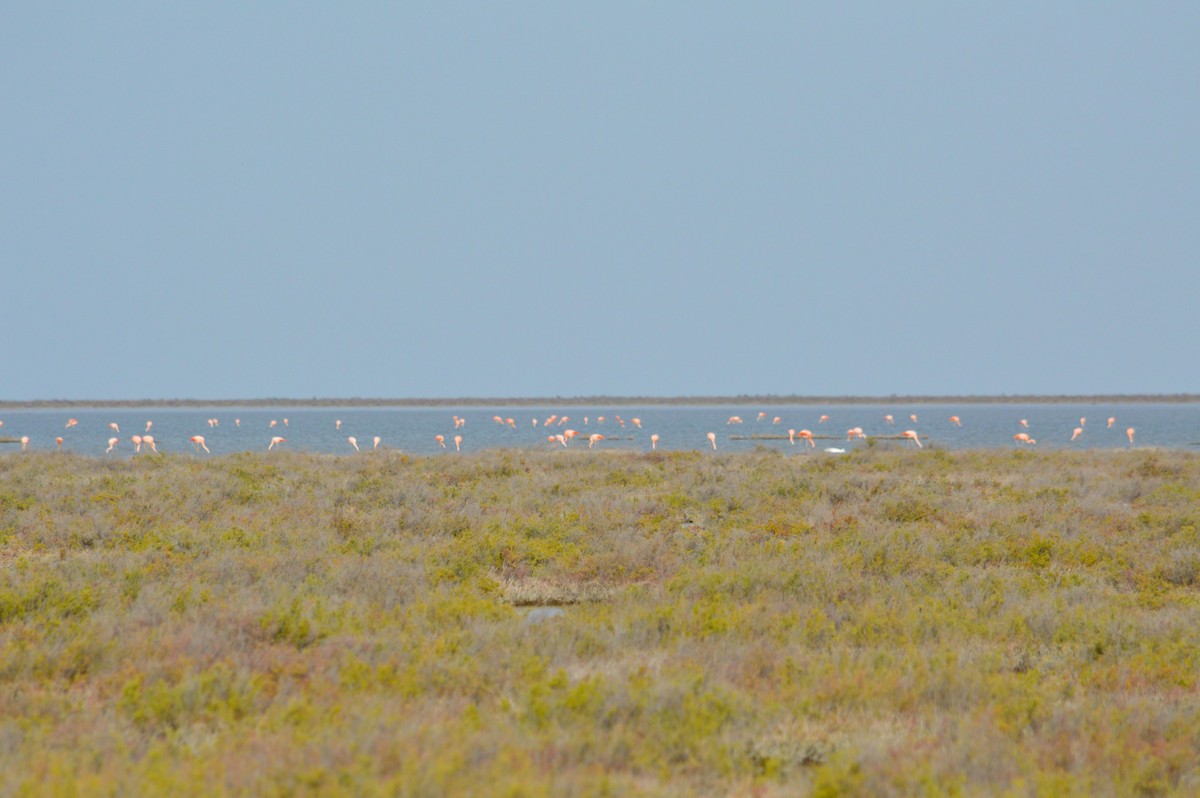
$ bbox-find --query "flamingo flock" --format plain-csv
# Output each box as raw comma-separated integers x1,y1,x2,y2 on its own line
0,410,1151,455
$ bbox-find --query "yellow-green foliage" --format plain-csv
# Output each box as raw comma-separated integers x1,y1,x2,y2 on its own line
1,448,1199,796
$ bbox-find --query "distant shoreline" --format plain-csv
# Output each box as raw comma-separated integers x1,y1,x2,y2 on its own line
2,394,1198,409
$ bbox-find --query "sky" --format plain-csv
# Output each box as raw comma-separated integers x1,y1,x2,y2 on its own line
3,4,1198,400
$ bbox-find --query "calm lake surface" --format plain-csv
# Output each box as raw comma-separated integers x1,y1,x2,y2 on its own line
2,403,1197,456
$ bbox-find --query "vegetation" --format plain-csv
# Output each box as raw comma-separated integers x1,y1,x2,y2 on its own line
2,447,1199,796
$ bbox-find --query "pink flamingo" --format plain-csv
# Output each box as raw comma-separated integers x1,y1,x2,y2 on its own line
20,436,29,451
796,430,815,447
131,435,142,453
269,420,278,428
650,433,660,450
143,435,157,453
631,418,642,428
109,422,120,433
283,418,289,427
707,432,717,449
788,429,796,445
234,419,240,427
847,427,865,440
1107,417,1116,429
727,416,743,425
336,419,343,430
268,436,285,450
588,433,604,448
373,436,381,449
348,436,359,452
106,437,119,453
902,430,922,448
756,412,766,422
1126,428,1135,446
909,414,918,424
1019,419,1029,429
55,437,63,449
1079,417,1086,428
1070,427,1083,442
454,435,462,451
949,416,961,427
65,418,78,429
145,421,153,432
191,436,210,454
818,415,830,424
772,416,781,424
1013,433,1035,445
883,415,894,425
435,435,445,448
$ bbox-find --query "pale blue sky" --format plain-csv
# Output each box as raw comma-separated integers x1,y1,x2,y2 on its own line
3,4,1197,400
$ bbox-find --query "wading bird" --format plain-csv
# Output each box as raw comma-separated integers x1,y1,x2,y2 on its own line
106,437,119,453
268,436,285,450
373,436,381,449
131,435,142,453
847,427,866,440
109,422,120,433
145,421,153,432
348,436,359,452
65,419,78,429
819,415,830,424
191,436,210,453
902,430,922,448
55,437,63,449
773,417,781,424
588,434,604,448
454,435,462,451
1071,427,1083,442
650,434,659,450
884,415,894,425
1107,417,1116,429
727,416,742,425
435,435,445,448
1127,428,1135,446
1013,433,1036,445
949,416,961,426
756,412,766,422
336,419,342,430
797,429,815,447
143,436,157,453
707,432,717,449
632,418,642,428
1019,419,1029,429
909,414,918,424
20,436,29,451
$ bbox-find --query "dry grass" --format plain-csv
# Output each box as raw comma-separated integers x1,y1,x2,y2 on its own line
1,446,1199,796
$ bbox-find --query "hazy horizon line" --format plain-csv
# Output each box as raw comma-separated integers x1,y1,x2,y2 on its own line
3,393,1199,409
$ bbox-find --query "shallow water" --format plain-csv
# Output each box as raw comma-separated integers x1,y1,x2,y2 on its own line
1,402,1196,456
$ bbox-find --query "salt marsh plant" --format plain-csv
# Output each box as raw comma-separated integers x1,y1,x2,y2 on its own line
1,447,1199,795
